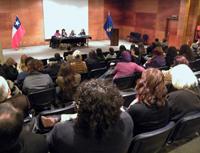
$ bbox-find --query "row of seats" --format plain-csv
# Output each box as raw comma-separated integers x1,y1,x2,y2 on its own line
27,103,200,153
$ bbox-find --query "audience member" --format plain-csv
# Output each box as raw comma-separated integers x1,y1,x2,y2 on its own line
96,48,105,61
145,46,166,68
56,62,81,103
165,46,177,67
105,47,117,59
22,59,54,94
61,29,67,37
47,79,133,153
85,50,99,71
179,44,194,61
3,57,18,82
0,103,48,153
127,68,169,135
167,64,200,121
71,54,88,74
113,51,144,79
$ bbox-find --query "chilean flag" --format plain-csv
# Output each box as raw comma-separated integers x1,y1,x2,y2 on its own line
11,16,25,49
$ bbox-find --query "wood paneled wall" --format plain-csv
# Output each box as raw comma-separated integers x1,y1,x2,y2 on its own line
1,0,200,49
0,0,45,49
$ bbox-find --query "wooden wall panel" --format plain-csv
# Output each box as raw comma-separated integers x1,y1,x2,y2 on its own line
0,0,45,49
88,0,105,40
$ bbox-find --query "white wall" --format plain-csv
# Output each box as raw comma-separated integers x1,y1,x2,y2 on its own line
43,0,88,39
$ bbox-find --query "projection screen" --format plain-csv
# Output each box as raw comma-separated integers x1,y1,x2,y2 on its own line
43,0,88,39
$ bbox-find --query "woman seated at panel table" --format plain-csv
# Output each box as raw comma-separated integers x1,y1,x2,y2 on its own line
61,29,67,38
69,30,76,37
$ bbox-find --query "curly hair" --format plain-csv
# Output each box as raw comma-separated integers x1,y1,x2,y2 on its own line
74,79,123,139
136,68,166,107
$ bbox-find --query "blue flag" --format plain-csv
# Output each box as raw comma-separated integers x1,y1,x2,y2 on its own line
104,15,113,38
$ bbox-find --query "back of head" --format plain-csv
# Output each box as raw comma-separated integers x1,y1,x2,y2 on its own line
153,46,164,56
0,103,23,152
27,59,43,72
119,45,126,52
166,46,177,66
5,57,16,66
75,79,123,139
121,51,132,62
24,57,34,66
0,76,10,102
171,64,198,90
109,47,115,55
136,68,166,106
179,44,193,61
54,53,61,61
58,62,74,77
173,55,189,66
88,50,97,59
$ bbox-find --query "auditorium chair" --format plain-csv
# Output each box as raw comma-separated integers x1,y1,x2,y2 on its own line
194,71,200,83
189,59,200,71
34,103,76,134
169,112,200,142
80,72,89,82
28,88,56,113
121,90,137,107
128,122,175,153
88,67,108,79
113,72,142,91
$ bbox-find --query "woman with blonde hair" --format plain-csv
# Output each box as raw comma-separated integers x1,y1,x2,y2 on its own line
127,68,169,135
167,64,200,121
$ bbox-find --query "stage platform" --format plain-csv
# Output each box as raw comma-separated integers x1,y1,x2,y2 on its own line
3,40,132,63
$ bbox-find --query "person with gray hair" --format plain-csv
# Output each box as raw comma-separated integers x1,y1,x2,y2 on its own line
167,64,200,121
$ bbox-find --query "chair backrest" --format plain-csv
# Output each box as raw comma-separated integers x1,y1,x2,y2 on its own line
128,121,175,153
169,112,200,141
28,88,56,112
88,67,107,78
121,90,137,107
189,59,200,71
36,103,76,134
114,72,141,90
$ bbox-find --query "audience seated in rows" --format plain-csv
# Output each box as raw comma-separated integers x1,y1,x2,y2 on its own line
47,79,133,153
127,68,169,136
113,50,144,79
0,103,48,153
0,76,29,115
22,59,54,94
167,64,200,121
56,62,81,103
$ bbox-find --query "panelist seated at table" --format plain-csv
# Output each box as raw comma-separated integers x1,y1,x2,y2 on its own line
69,30,76,37
61,29,67,38
54,30,61,38
79,29,86,36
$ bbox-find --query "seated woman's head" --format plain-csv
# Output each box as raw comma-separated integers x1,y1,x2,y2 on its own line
171,64,198,90
153,46,164,56
136,68,166,107
74,79,123,139
173,55,189,66
27,59,43,73
0,76,11,102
